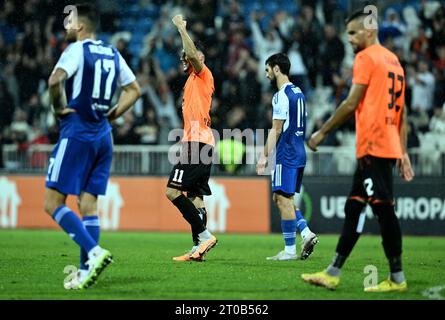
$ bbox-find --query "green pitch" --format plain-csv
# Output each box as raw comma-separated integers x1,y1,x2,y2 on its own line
1,230,444,300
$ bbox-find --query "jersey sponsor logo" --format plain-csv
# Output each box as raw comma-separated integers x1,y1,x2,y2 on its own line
92,103,111,112
0,177,21,228
98,180,123,230
205,179,230,232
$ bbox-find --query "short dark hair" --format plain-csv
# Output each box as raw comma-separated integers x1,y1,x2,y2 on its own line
76,3,98,32
345,8,378,26
265,53,290,76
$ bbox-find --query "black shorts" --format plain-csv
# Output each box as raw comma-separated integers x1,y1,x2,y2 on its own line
167,142,213,197
349,155,396,204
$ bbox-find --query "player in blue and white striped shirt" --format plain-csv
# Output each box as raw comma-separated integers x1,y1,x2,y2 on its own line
44,4,141,289
257,53,318,261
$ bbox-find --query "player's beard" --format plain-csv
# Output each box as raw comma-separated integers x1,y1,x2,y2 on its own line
65,30,77,43
269,76,277,88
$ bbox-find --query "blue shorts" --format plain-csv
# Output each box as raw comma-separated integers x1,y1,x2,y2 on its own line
45,134,113,196
271,164,305,196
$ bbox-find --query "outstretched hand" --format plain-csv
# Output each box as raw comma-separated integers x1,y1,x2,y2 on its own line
307,130,325,152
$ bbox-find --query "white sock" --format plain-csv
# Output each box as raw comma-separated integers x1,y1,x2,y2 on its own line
198,229,212,241
285,245,296,255
79,269,89,278
87,245,102,259
301,227,311,239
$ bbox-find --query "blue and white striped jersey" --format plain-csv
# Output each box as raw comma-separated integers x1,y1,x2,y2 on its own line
272,82,307,168
53,39,136,141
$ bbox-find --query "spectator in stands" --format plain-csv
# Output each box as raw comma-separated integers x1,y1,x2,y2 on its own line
0,79,14,132
407,121,420,150
434,45,445,72
410,26,430,59
408,60,435,116
297,5,322,88
319,24,345,88
429,107,445,134
0,0,444,164
231,47,261,126
113,111,140,145
380,8,407,49
116,38,133,68
221,0,244,33
433,46,445,110
332,65,353,109
225,28,248,79
0,132,3,169
256,91,273,131
97,0,119,32
429,4,445,60
134,107,160,145
250,10,283,88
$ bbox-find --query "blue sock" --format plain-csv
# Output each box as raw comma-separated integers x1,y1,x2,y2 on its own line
295,209,308,234
80,216,100,271
281,219,297,246
52,206,97,253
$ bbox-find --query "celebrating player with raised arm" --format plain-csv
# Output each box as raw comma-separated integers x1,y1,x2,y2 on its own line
44,3,141,289
302,9,414,292
166,14,217,262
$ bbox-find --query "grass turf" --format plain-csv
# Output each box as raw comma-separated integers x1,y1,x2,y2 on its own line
0,230,444,300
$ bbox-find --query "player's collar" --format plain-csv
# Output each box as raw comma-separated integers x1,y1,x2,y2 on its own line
82,39,102,45
279,82,293,91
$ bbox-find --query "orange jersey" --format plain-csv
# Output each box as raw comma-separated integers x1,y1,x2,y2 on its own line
352,44,405,159
182,64,215,146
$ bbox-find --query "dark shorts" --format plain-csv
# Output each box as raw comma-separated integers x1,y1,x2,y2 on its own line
167,142,213,196
349,155,396,204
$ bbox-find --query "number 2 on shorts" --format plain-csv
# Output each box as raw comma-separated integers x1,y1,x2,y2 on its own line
364,178,374,196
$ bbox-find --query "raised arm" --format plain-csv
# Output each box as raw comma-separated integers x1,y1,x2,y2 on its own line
172,14,203,74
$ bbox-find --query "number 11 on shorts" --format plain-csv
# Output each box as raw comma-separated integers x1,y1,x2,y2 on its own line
173,169,184,183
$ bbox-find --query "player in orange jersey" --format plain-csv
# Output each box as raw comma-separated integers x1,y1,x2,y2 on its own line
301,9,414,292
166,14,217,262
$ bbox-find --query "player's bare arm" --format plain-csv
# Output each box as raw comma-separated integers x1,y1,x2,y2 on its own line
106,80,141,122
307,84,367,151
172,14,203,73
48,68,75,118
397,105,415,182
257,119,284,175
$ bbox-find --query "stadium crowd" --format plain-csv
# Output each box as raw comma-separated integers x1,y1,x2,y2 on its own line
1,0,445,170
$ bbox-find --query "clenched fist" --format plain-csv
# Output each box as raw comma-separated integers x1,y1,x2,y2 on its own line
172,14,187,29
